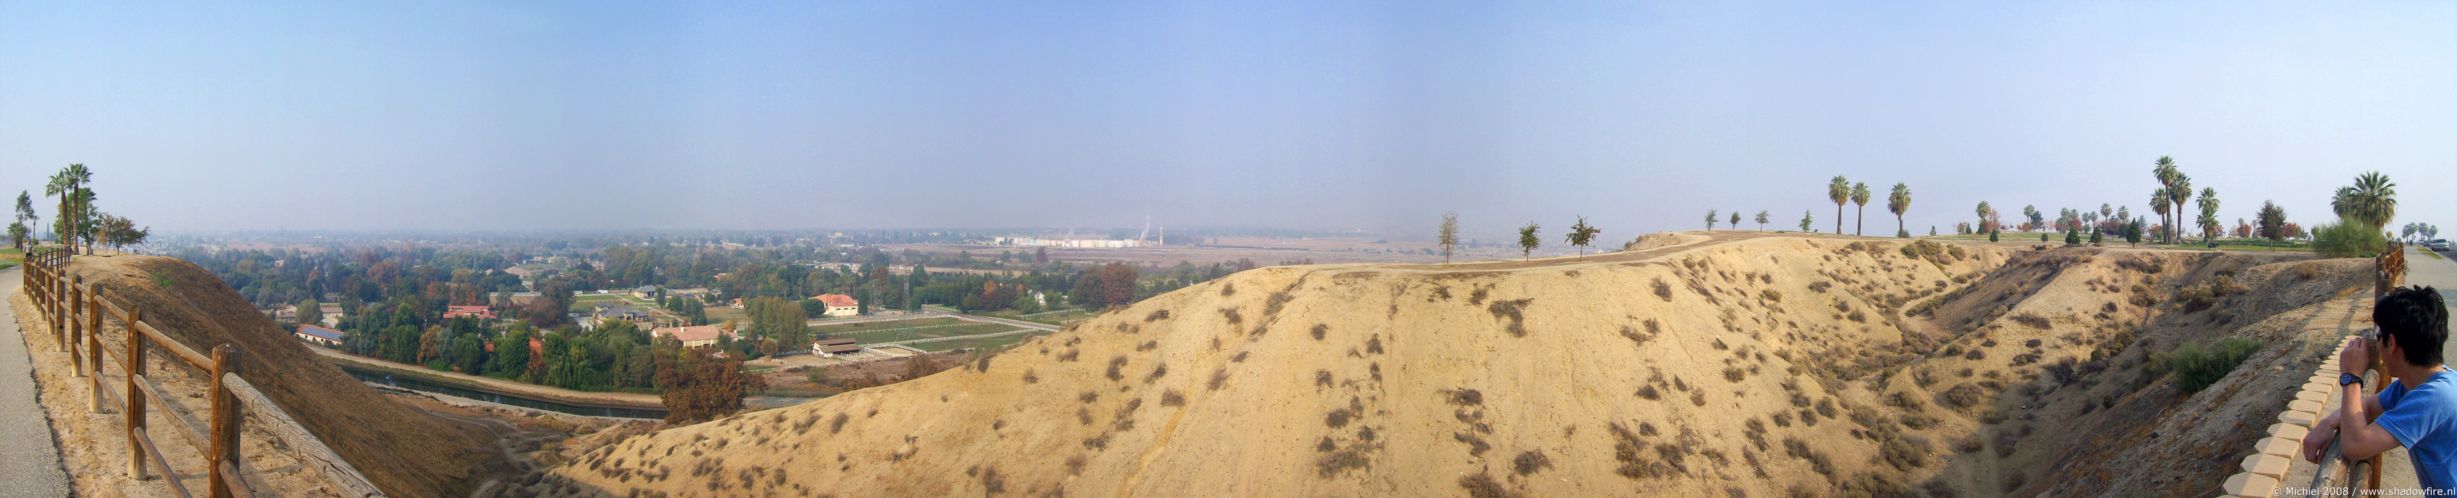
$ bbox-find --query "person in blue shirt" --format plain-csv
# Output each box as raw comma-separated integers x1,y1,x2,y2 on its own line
2303,286,2454,490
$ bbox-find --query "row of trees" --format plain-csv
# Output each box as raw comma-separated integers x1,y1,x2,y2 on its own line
1506,216,1602,260
1824,176,1915,237
6,164,149,252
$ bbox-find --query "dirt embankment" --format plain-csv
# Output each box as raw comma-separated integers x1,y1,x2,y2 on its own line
54,255,510,498
525,237,2366,497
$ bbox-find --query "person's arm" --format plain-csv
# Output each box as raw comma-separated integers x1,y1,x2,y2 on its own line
2336,381,2404,460
2303,383,2386,462
2331,338,2405,460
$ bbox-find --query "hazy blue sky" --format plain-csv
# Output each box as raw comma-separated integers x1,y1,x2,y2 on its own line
2,1,2450,239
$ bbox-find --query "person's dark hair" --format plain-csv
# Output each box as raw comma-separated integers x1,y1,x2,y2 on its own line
2376,286,2448,366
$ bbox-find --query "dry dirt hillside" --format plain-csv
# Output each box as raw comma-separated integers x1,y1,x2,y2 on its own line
532,234,2366,498
65,256,511,498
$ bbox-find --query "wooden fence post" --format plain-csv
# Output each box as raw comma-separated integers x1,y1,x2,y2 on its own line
53,272,66,352
87,288,105,414
208,345,242,498
69,276,84,377
125,308,147,481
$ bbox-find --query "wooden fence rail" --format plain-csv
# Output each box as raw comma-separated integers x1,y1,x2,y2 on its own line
20,246,384,497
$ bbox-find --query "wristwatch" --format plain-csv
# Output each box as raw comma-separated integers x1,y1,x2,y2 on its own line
2341,373,2365,387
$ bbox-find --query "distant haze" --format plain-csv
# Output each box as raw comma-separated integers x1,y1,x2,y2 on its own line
2,1,2451,240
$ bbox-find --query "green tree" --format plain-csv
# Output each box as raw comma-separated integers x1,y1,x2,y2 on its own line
296,299,322,326
1729,211,1740,230
2149,189,2171,244
1886,183,1911,238
1565,216,1601,259
1754,210,1770,231
94,212,148,250
656,345,767,424
746,296,811,353
1974,201,1995,233
1798,210,1814,232
2169,172,2194,243
1828,176,1850,234
2313,220,2389,258
2152,156,2180,243
2195,187,2220,243
8,191,33,250
1704,209,1718,230
1850,182,1870,236
1988,229,1999,243
2066,227,2081,246
1437,211,1458,264
44,164,93,254
1516,222,1541,260
2331,172,2398,230
2250,201,2289,241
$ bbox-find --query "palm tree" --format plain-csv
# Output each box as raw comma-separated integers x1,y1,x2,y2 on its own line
1517,222,1541,260
2195,187,2219,243
2152,156,2179,244
2332,172,2398,229
1565,216,1601,259
2168,173,2193,243
1974,201,1995,233
1828,176,1850,234
44,163,93,254
1754,210,1770,231
1849,182,1870,236
1887,183,1911,237
2149,189,2171,245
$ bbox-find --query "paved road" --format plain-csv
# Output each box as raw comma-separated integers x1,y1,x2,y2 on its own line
2402,246,2457,361
0,267,71,497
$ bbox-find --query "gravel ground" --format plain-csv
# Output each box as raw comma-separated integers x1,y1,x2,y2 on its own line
0,267,71,497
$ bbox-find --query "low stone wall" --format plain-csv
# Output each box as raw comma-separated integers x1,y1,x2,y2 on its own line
2222,335,2356,497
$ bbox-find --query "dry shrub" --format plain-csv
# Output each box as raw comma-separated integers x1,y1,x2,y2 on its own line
1938,383,1985,410
1161,389,1185,406
1208,368,1230,391
1104,356,1129,381
1512,450,1553,475
1144,309,1171,322
1311,323,1329,341
1487,298,1533,337
1653,278,1674,301
1459,472,1515,498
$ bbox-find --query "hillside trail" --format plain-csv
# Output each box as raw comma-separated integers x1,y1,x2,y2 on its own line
0,267,71,497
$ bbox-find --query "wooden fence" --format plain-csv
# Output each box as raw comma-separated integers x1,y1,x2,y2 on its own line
21,247,384,498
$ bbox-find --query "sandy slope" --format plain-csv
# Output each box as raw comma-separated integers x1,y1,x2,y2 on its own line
52,255,510,498
530,235,2366,497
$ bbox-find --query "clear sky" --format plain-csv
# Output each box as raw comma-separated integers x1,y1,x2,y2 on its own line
2,1,2450,239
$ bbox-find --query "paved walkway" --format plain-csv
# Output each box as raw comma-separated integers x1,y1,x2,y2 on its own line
0,267,71,497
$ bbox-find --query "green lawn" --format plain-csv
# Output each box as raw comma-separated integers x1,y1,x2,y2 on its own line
810,317,964,334
911,331,1050,352
824,322,1019,343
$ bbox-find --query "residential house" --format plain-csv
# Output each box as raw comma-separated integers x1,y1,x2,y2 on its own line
813,337,862,357
632,285,661,299
652,325,733,348
580,304,653,331
318,303,345,328
813,294,860,317
444,305,496,320
295,325,346,346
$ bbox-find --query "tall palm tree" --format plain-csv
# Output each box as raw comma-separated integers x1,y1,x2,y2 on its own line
44,163,93,254
1849,182,1871,236
2149,189,2171,245
2334,171,2398,229
2168,172,2193,243
1887,183,1911,237
2195,187,2220,242
2152,156,2179,243
1827,176,1850,234
1754,210,1770,231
